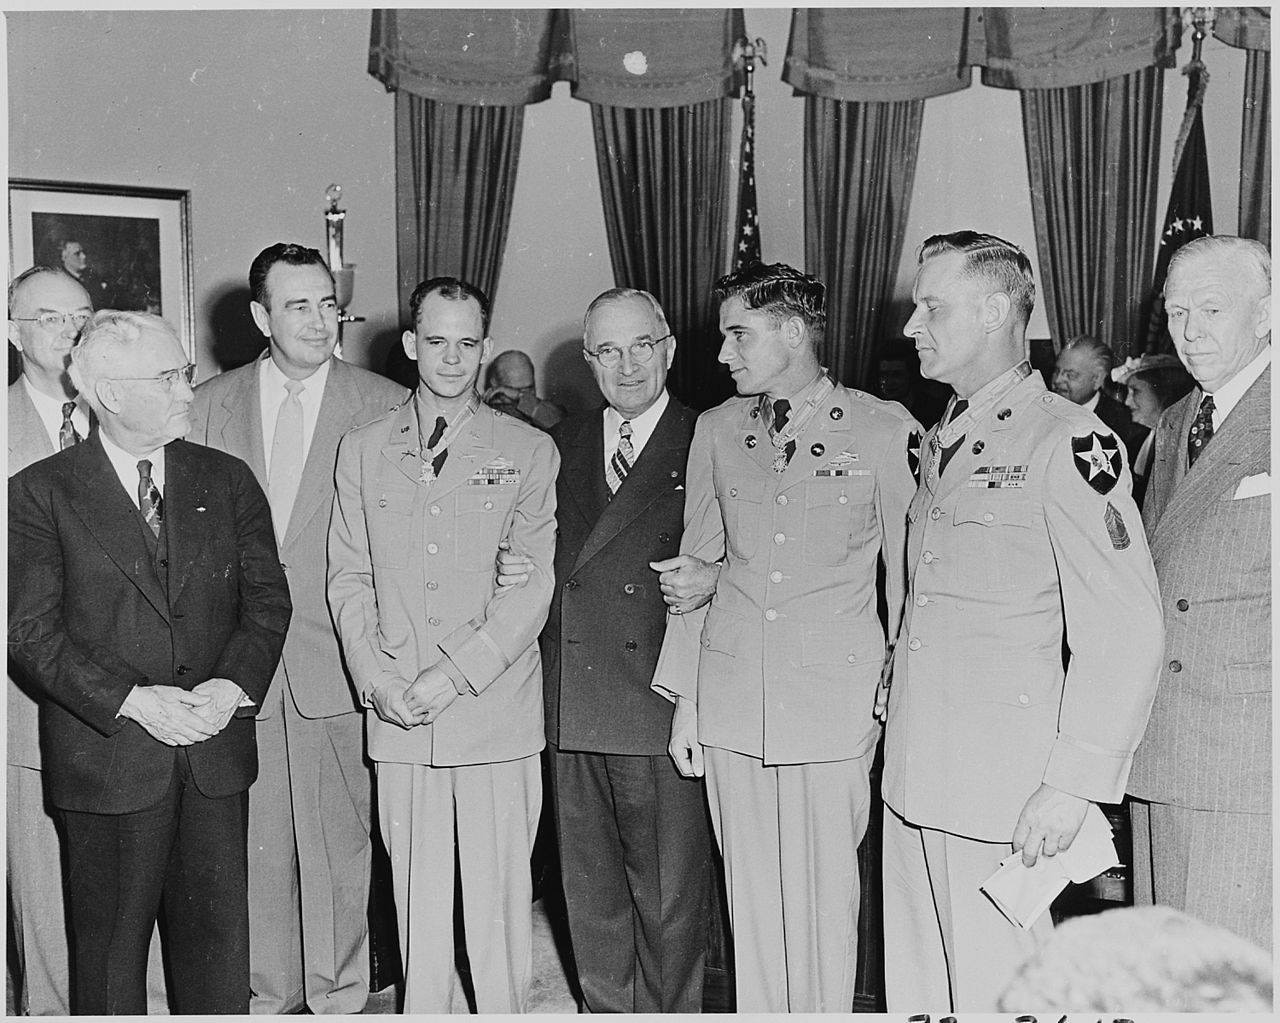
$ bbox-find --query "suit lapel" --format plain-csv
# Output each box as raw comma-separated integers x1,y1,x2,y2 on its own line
737,398,777,475
281,359,357,548
166,442,209,605
560,410,608,531
8,381,55,469
68,435,169,621
214,359,266,482
427,402,498,500
379,403,422,485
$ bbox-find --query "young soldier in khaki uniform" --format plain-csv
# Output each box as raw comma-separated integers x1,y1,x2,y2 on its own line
653,263,919,1012
327,277,557,1014
879,231,1165,1011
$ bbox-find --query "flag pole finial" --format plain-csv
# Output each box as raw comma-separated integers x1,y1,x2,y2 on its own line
732,37,768,98
1184,6,1216,62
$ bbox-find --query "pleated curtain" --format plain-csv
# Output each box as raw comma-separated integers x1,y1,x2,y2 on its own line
1239,50,1270,244
803,96,925,391
1021,67,1164,358
590,100,735,410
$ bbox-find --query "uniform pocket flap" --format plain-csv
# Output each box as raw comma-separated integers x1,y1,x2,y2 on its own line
801,620,884,667
1226,661,1271,695
953,494,1034,528
702,606,744,656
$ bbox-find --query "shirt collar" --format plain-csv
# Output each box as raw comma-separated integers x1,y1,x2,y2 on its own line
260,351,331,401
1204,345,1270,425
604,388,670,452
22,375,89,427
1082,390,1101,414
99,428,166,497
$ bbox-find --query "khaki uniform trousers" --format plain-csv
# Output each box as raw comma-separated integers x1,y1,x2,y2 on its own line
377,755,541,1014
704,746,870,1013
248,685,372,1014
882,805,1053,1012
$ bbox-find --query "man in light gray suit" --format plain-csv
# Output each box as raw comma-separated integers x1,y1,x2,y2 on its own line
188,243,407,1013
1127,235,1272,950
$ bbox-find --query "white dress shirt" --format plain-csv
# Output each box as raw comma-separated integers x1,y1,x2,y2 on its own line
602,388,670,476
99,429,165,509
1082,390,1100,414
1204,345,1270,430
259,354,330,477
22,376,90,451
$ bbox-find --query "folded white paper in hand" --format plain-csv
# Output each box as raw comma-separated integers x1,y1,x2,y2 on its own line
980,803,1119,929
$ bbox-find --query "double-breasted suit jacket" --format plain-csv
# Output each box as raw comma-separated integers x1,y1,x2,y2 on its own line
8,435,291,814
1128,367,1271,813
188,355,407,718
881,372,1164,842
328,400,558,766
542,399,696,754
655,383,918,764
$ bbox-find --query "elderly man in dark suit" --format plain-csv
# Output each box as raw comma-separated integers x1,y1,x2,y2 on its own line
1127,235,1272,949
1051,334,1146,461
8,310,291,1014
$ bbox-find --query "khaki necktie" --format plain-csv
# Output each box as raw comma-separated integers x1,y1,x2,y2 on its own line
268,379,306,537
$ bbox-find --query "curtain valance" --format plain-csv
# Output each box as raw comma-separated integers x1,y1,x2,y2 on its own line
1213,7,1270,52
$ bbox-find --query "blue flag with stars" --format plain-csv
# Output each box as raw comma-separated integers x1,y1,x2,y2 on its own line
1144,60,1212,354
734,90,761,269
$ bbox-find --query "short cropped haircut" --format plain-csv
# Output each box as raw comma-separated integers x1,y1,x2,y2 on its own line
583,287,671,340
408,276,491,336
1061,334,1114,375
1167,235,1271,299
712,263,826,347
918,231,1036,328
249,243,333,308
69,310,180,409
8,265,79,311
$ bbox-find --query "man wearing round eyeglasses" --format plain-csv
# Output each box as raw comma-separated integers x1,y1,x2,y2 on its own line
8,309,291,1013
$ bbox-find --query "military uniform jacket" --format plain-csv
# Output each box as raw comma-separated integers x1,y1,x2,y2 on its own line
1127,367,1270,814
654,382,919,765
328,399,558,767
542,398,695,755
881,369,1164,843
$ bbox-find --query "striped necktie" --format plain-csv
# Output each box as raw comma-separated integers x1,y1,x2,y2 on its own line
607,419,634,494
138,459,163,537
59,401,81,450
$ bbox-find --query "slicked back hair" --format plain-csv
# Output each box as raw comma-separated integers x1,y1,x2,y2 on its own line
1061,334,1114,375
918,231,1036,328
712,262,826,348
8,265,79,311
1167,235,1271,299
583,287,670,340
408,276,491,336
249,243,333,309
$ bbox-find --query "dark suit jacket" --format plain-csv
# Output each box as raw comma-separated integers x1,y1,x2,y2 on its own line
8,434,291,814
541,398,695,756
1128,367,1271,813
1095,390,1147,464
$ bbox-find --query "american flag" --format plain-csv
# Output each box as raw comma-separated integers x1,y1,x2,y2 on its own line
1144,59,1213,354
734,89,761,269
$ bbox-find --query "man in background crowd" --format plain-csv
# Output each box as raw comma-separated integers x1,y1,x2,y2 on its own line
1126,235,1272,950
188,243,406,1014
1051,334,1145,460
484,348,565,429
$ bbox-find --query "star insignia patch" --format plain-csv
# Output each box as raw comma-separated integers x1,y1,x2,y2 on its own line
1071,432,1121,495
907,430,922,483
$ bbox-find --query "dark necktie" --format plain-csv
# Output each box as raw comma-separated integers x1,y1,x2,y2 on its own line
427,415,448,477
59,401,80,450
138,459,163,537
770,398,796,468
1187,394,1215,468
607,419,634,494
938,399,969,476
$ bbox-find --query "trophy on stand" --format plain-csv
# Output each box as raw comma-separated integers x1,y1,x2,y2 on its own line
324,184,364,358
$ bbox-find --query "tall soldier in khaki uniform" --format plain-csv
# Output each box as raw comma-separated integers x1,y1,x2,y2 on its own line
653,263,918,1012
879,231,1164,1012
327,277,557,1014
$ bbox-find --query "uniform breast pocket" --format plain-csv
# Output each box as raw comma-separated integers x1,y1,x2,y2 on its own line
718,479,765,560
368,488,416,569
952,493,1036,591
802,476,873,566
455,486,516,570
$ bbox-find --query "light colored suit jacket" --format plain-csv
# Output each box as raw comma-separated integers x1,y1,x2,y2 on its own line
328,399,558,766
188,355,407,719
1127,366,1271,814
8,380,56,768
654,383,918,765
881,372,1164,842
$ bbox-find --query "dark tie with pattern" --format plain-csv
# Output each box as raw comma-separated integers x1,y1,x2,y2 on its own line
770,398,796,468
937,399,969,476
138,459,163,537
59,401,80,450
427,416,448,477
1187,394,1215,468
607,419,634,494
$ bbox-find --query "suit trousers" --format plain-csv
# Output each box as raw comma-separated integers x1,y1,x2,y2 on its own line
377,755,541,1014
549,743,712,1013
881,805,1052,1012
59,751,250,1015
1129,798,1272,950
703,746,869,1012
248,684,372,1014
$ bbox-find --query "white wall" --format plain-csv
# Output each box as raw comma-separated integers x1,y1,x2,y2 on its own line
8,9,1250,405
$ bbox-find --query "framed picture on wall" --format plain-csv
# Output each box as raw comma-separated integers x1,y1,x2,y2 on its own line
8,178,194,355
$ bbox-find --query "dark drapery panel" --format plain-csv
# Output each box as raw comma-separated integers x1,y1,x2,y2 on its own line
1021,67,1163,358
803,96,925,390
394,93,523,316
1213,7,1271,52
590,100,734,409
1239,49,1271,244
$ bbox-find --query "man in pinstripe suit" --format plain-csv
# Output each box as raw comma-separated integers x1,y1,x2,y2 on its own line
1127,235,1271,950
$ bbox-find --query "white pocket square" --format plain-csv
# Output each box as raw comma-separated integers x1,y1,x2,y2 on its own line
1233,472,1271,499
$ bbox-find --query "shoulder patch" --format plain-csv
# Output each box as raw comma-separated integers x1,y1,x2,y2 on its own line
1071,431,1122,495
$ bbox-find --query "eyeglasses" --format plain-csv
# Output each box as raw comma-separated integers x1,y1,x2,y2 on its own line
583,335,672,369
12,311,92,333
107,363,198,389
